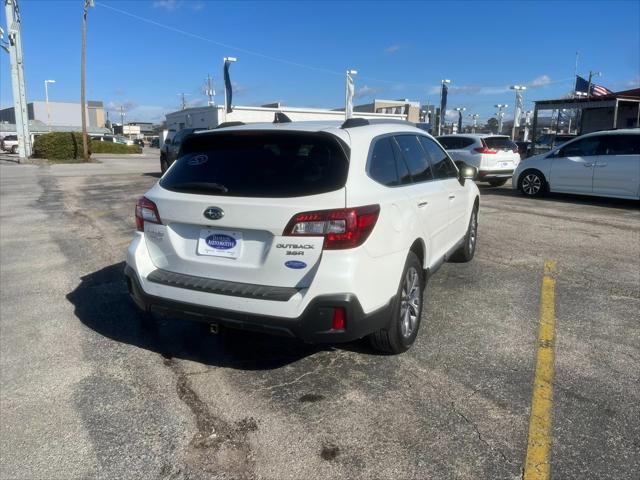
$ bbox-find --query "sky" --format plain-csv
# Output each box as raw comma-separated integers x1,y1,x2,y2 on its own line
1,0,639,125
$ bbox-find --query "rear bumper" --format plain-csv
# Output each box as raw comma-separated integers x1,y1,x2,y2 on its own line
125,265,393,343
477,169,514,181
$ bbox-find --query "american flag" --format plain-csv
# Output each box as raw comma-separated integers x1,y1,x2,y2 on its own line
575,75,614,97
591,83,613,96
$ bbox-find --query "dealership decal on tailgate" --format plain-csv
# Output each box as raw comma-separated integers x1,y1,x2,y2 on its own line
197,229,243,258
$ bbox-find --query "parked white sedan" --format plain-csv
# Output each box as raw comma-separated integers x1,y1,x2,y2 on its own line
512,129,640,200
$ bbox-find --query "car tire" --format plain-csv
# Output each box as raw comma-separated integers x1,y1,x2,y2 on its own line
369,251,424,354
519,170,547,197
449,206,478,263
11,145,18,154
488,179,508,187
160,155,168,174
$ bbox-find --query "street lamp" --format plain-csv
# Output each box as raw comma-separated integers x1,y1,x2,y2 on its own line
44,79,56,132
438,79,451,136
510,85,526,140
495,104,508,134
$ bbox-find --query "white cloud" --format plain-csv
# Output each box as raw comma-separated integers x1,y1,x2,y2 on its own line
153,1,205,11
384,44,401,54
153,0,180,10
528,75,552,88
354,85,384,99
626,75,640,88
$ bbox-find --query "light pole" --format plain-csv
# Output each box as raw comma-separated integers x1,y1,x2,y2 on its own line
510,85,526,140
44,79,56,132
495,104,508,134
438,79,451,136
454,107,465,133
468,113,479,133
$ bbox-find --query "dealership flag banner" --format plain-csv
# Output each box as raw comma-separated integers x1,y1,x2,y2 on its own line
440,83,448,127
224,59,233,113
514,89,523,127
346,72,355,119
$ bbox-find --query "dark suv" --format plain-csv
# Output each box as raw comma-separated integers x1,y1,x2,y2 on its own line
160,128,205,173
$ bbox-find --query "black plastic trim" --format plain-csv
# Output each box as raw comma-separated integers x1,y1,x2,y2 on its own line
125,266,393,343
147,268,299,302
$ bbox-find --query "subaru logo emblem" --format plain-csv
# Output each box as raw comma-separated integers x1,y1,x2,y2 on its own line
203,207,224,220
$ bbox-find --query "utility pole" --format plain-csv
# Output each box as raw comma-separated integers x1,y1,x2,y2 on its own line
177,92,191,110
587,70,601,99
81,0,94,162
204,74,215,106
3,0,31,161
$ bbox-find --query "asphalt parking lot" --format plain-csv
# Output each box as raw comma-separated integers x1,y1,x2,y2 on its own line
1,151,638,479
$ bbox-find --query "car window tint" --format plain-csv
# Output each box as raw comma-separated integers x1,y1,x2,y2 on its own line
391,139,412,185
460,138,475,148
484,136,518,151
394,135,433,182
368,137,400,186
419,136,458,179
601,135,640,155
561,136,602,157
437,137,459,150
161,131,349,198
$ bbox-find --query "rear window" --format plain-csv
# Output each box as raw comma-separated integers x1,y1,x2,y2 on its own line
484,136,517,150
160,131,349,198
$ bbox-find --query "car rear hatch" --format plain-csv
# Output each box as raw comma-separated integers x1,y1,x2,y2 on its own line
142,129,349,289
480,136,520,170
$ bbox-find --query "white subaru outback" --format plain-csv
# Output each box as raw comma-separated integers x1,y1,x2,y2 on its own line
125,118,480,353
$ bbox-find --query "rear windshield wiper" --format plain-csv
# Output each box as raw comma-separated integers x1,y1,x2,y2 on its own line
170,182,229,193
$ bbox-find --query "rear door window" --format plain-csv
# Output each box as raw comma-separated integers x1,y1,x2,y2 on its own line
437,137,460,150
394,135,433,182
368,137,400,186
600,135,640,155
419,136,458,179
160,131,349,198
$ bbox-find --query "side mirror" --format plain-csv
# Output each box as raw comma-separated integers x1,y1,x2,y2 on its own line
458,164,478,185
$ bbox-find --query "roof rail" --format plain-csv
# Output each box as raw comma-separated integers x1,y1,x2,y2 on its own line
215,121,245,129
274,112,292,123
340,118,415,129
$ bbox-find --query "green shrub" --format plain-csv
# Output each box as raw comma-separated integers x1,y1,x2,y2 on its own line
90,141,141,154
32,132,89,161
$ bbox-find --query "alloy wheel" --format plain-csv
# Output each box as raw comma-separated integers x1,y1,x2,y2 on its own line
522,173,542,195
400,267,421,338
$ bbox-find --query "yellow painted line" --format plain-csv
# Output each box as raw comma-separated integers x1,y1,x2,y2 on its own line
524,260,557,480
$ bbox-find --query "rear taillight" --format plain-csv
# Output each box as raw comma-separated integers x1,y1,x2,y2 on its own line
283,204,380,250
474,139,497,154
135,196,162,232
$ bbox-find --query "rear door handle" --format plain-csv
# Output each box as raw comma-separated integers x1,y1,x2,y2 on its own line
583,163,593,167
448,194,456,200
417,200,428,208
595,162,608,167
